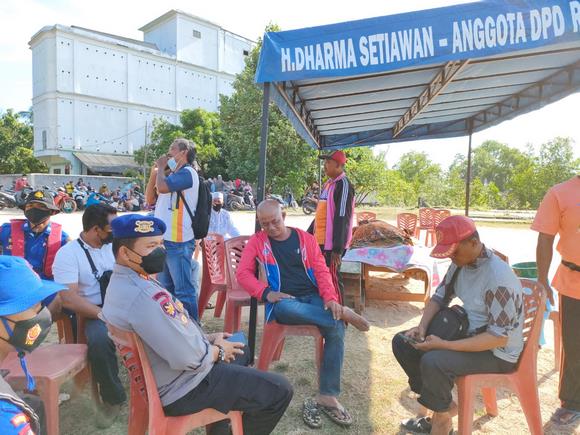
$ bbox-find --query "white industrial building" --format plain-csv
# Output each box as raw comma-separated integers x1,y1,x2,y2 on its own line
29,10,253,175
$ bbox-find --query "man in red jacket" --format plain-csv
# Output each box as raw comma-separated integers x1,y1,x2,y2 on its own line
238,200,369,429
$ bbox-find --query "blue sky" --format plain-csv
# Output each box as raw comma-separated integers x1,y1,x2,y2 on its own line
1,0,579,168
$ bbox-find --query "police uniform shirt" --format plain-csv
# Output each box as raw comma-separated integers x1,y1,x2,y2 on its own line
102,264,213,406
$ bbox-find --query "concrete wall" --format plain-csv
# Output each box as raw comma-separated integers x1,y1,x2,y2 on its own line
0,174,132,192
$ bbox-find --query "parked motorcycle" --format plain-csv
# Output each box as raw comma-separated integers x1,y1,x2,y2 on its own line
53,187,77,213
226,191,252,211
0,186,17,209
301,194,318,215
267,194,287,209
72,187,88,211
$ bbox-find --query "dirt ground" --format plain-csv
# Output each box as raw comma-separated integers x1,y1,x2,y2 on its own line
0,208,574,434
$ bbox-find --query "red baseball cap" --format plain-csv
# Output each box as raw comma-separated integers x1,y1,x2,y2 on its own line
430,215,477,258
320,150,347,165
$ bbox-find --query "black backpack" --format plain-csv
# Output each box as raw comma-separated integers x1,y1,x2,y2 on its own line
178,174,212,240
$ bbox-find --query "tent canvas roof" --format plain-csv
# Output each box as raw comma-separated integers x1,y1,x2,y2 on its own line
255,0,580,149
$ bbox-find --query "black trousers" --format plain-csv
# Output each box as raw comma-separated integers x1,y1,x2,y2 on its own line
84,319,127,405
323,249,345,302
392,333,515,412
163,348,293,435
560,294,580,411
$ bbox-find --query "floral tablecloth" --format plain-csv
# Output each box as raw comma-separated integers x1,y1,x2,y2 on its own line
343,244,450,289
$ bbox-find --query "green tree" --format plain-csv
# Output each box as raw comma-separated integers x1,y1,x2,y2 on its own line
219,24,317,196
378,169,415,206
134,109,225,176
343,148,389,205
395,151,442,188
0,110,47,174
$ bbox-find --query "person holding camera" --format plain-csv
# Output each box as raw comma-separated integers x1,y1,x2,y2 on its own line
145,138,200,320
392,216,524,435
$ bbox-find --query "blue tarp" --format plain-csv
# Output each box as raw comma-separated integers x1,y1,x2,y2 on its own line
255,0,580,149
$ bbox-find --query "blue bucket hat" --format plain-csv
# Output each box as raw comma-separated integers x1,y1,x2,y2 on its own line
0,256,67,316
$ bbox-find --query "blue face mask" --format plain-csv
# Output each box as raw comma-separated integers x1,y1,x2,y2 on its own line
167,157,178,172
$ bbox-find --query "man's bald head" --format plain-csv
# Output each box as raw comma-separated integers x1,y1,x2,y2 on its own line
257,199,288,240
257,199,283,217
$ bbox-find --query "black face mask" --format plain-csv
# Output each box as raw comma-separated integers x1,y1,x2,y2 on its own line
213,204,223,212
0,307,52,353
129,247,166,274
24,208,52,226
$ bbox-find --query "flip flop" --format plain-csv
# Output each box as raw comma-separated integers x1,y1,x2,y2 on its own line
319,403,353,427
551,408,580,425
400,416,432,433
205,302,215,310
302,397,322,429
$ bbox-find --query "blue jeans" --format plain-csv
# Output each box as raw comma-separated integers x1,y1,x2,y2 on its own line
158,239,199,320
272,294,344,396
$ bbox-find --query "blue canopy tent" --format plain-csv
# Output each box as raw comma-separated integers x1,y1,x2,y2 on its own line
244,0,580,358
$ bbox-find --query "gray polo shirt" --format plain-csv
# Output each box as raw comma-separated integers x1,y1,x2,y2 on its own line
102,264,213,406
432,246,524,363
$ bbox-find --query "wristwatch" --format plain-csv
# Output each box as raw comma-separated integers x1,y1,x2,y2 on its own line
216,345,225,363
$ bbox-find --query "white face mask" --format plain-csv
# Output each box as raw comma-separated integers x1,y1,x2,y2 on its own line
167,157,178,172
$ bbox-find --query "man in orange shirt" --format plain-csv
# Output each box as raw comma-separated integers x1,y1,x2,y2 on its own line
531,175,580,425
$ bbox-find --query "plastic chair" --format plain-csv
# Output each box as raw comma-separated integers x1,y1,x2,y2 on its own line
416,208,435,245
1,344,89,435
198,233,228,319
456,279,546,435
258,321,324,376
223,236,252,333
105,322,243,435
425,209,450,247
357,211,376,225
396,213,418,238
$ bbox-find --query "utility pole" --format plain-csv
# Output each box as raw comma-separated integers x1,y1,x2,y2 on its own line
143,122,148,188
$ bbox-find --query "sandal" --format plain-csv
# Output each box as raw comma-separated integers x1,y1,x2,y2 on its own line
319,403,353,427
551,407,580,425
401,416,432,433
302,397,322,429
205,302,215,310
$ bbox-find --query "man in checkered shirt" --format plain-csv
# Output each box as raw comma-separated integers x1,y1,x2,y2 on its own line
392,216,524,435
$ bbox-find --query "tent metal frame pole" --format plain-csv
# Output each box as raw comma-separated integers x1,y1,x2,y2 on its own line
318,149,322,195
465,121,473,217
249,83,271,362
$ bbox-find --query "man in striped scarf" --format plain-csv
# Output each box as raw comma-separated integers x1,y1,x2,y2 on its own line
311,151,355,302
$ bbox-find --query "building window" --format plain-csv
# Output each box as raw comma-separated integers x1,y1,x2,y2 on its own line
243,50,249,56
53,168,61,174
42,130,47,150
192,29,201,38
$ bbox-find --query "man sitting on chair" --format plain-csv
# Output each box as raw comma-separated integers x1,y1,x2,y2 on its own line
102,214,293,435
392,216,525,435
237,200,370,429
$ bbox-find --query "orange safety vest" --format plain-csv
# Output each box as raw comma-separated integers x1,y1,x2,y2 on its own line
10,219,62,279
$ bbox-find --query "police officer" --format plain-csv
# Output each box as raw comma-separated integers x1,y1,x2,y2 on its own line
0,190,69,316
0,256,68,435
103,214,293,435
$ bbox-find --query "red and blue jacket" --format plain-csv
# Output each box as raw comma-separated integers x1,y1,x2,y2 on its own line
237,227,340,322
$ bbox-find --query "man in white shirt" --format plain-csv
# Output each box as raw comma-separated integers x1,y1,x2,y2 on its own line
52,204,126,427
145,138,200,320
208,192,240,240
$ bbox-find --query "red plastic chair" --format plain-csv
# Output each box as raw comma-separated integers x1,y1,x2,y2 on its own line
416,208,435,245
1,344,89,435
396,213,418,238
198,233,228,320
357,211,376,225
425,209,450,247
105,322,243,435
258,321,324,376
455,279,546,435
223,236,252,333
